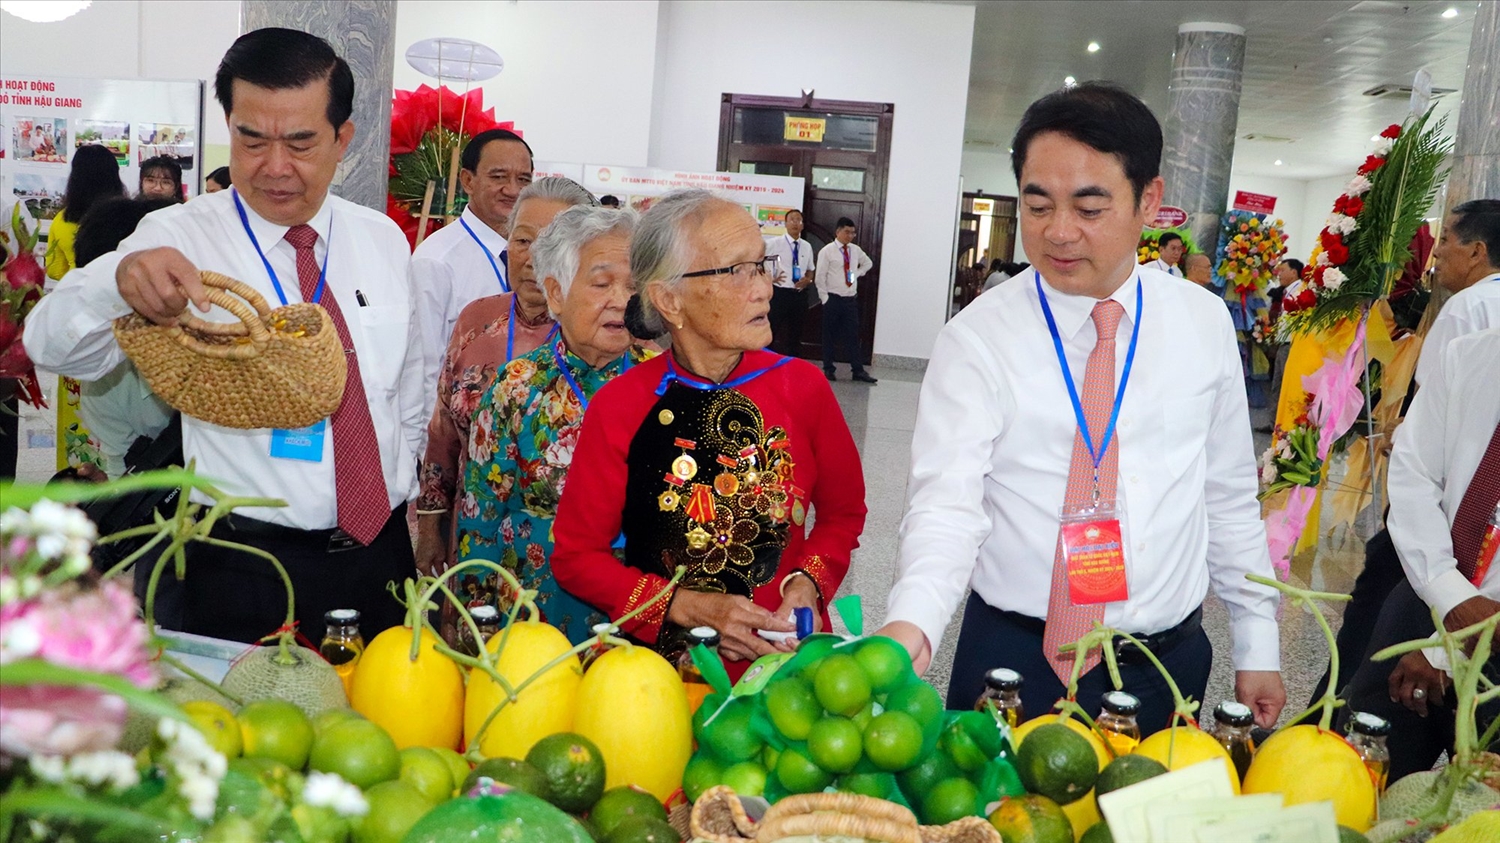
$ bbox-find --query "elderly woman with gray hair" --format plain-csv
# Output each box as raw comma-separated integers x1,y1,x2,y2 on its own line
453,204,656,639
550,190,866,675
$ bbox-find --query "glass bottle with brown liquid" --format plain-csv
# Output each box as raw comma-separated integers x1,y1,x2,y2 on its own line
319,609,363,697
975,668,1026,729
1096,691,1142,756
1210,701,1257,783
455,605,500,658
677,626,721,715
1347,711,1391,797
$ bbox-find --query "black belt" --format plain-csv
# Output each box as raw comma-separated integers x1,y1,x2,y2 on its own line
218,503,402,553
1000,605,1203,665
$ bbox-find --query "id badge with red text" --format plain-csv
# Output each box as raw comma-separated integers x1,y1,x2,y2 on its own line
1059,502,1129,605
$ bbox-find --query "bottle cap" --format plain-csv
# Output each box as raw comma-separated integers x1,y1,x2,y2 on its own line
1349,711,1392,737
1101,690,1141,716
325,609,360,624
471,605,499,622
793,606,815,639
1214,701,1254,727
689,626,721,647
591,623,618,636
984,668,1023,691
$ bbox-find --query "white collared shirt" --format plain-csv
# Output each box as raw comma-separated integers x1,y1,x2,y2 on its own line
1147,258,1183,278
764,233,814,290
815,241,873,303
1390,327,1500,620
885,265,1281,671
23,188,425,530
1414,272,1500,386
410,205,510,402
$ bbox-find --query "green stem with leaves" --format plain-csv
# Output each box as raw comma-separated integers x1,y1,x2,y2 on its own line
1248,573,1351,731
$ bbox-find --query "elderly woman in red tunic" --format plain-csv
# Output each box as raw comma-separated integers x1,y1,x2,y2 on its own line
550,190,866,676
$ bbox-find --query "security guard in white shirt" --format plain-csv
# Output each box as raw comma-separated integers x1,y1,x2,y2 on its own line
877,83,1285,734
24,28,423,646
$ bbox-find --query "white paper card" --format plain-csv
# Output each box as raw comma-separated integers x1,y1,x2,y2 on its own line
1147,793,1283,842
1097,759,1237,843
1201,800,1341,843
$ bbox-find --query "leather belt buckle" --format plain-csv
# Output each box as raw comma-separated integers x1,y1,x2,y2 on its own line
327,530,359,553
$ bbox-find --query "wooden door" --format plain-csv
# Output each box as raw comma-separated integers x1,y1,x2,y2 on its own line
718,95,893,363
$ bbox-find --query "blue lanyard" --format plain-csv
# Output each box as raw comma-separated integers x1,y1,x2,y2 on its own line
460,217,509,293
552,338,632,410
232,188,329,306
790,236,799,266
1034,270,1143,491
655,353,792,396
505,295,517,362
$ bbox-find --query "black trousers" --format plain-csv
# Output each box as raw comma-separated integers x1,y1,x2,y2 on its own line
770,286,805,357
1342,580,1500,782
821,295,867,375
177,503,415,646
946,592,1213,736
0,378,18,480
1311,526,1405,704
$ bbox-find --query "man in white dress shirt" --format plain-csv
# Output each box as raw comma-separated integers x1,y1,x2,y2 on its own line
24,28,424,645
410,128,538,397
877,83,1285,733
1343,327,1500,781
763,208,815,356
815,217,877,383
1415,199,1500,387
1146,231,1184,277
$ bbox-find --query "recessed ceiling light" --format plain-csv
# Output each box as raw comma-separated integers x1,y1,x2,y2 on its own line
1064,76,1077,86
1442,7,1459,18
1274,159,1283,166
1087,42,1100,53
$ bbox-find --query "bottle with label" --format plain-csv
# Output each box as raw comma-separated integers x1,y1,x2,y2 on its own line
1346,711,1391,797
1210,701,1257,782
455,605,501,658
975,668,1026,729
580,623,619,671
1471,503,1500,585
319,609,363,697
677,627,721,715
1096,691,1142,756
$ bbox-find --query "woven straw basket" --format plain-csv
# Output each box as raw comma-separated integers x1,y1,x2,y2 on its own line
688,787,1001,843
113,271,346,429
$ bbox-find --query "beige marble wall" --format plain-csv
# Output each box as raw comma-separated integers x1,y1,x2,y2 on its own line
1444,1,1500,213
242,0,396,213
1161,24,1247,254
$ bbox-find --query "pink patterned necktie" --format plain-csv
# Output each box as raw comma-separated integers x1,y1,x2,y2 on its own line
1453,421,1500,580
284,224,390,545
1042,299,1125,685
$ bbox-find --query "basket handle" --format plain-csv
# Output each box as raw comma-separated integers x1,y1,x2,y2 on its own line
169,272,273,359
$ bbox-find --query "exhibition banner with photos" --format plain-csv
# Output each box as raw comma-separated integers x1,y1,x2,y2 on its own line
1,74,205,233
537,161,805,236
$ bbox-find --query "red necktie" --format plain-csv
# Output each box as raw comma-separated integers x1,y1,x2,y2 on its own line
842,245,853,287
284,224,390,545
1042,300,1125,684
1453,422,1500,580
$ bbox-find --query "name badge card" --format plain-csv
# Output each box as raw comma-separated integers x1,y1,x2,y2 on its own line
1059,501,1128,605
792,265,803,282
270,419,327,462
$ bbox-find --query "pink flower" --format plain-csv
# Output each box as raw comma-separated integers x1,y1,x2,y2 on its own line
0,684,128,756
3,252,44,291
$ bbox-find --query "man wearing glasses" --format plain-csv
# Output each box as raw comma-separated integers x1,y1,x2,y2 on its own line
815,217,878,383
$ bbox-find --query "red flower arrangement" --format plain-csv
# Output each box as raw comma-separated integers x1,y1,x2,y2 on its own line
1,207,48,407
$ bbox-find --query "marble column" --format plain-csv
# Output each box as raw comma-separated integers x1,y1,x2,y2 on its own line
241,0,396,212
1160,22,1246,254
1443,0,1500,214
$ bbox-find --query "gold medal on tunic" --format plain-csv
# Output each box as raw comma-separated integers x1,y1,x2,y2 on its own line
771,502,788,522
658,409,674,425
672,454,698,480
744,470,760,486
685,525,712,551
658,490,680,512
792,499,806,525
714,472,740,497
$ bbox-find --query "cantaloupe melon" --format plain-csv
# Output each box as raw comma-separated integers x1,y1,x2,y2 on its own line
221,644,348,718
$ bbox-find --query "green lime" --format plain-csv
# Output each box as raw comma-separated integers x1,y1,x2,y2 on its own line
923,777,979,825
775,746,833,794
682,754,724,802
850,701,877,732
988,794,1074,843
605,815,680,843
700,697,763,762
227,756,297,803
836,772,894,799
807,716,863,774
1080,822,1116,843
526,732,607,814
897,751,962,802
308,718,401,791
238,699,315,771
863,711,924,772
1095,754,1167,797
941,717,990,772
720,761,769,797
311,707,363,736
884,681,943,729
431,747,470,798
462,756,551,800
589,785,668,838
1336,826,1372,843
765,677,821,741
398,747,455,805
854,637,912,693
1014,723,1099,806
353,780,435,843
795,634,842,664
814,654,872,717
761,744,781,771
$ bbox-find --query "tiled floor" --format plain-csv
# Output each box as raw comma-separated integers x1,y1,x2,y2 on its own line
824,365,1368,727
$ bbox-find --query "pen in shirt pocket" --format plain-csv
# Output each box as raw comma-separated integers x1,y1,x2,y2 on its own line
355,289,368,306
